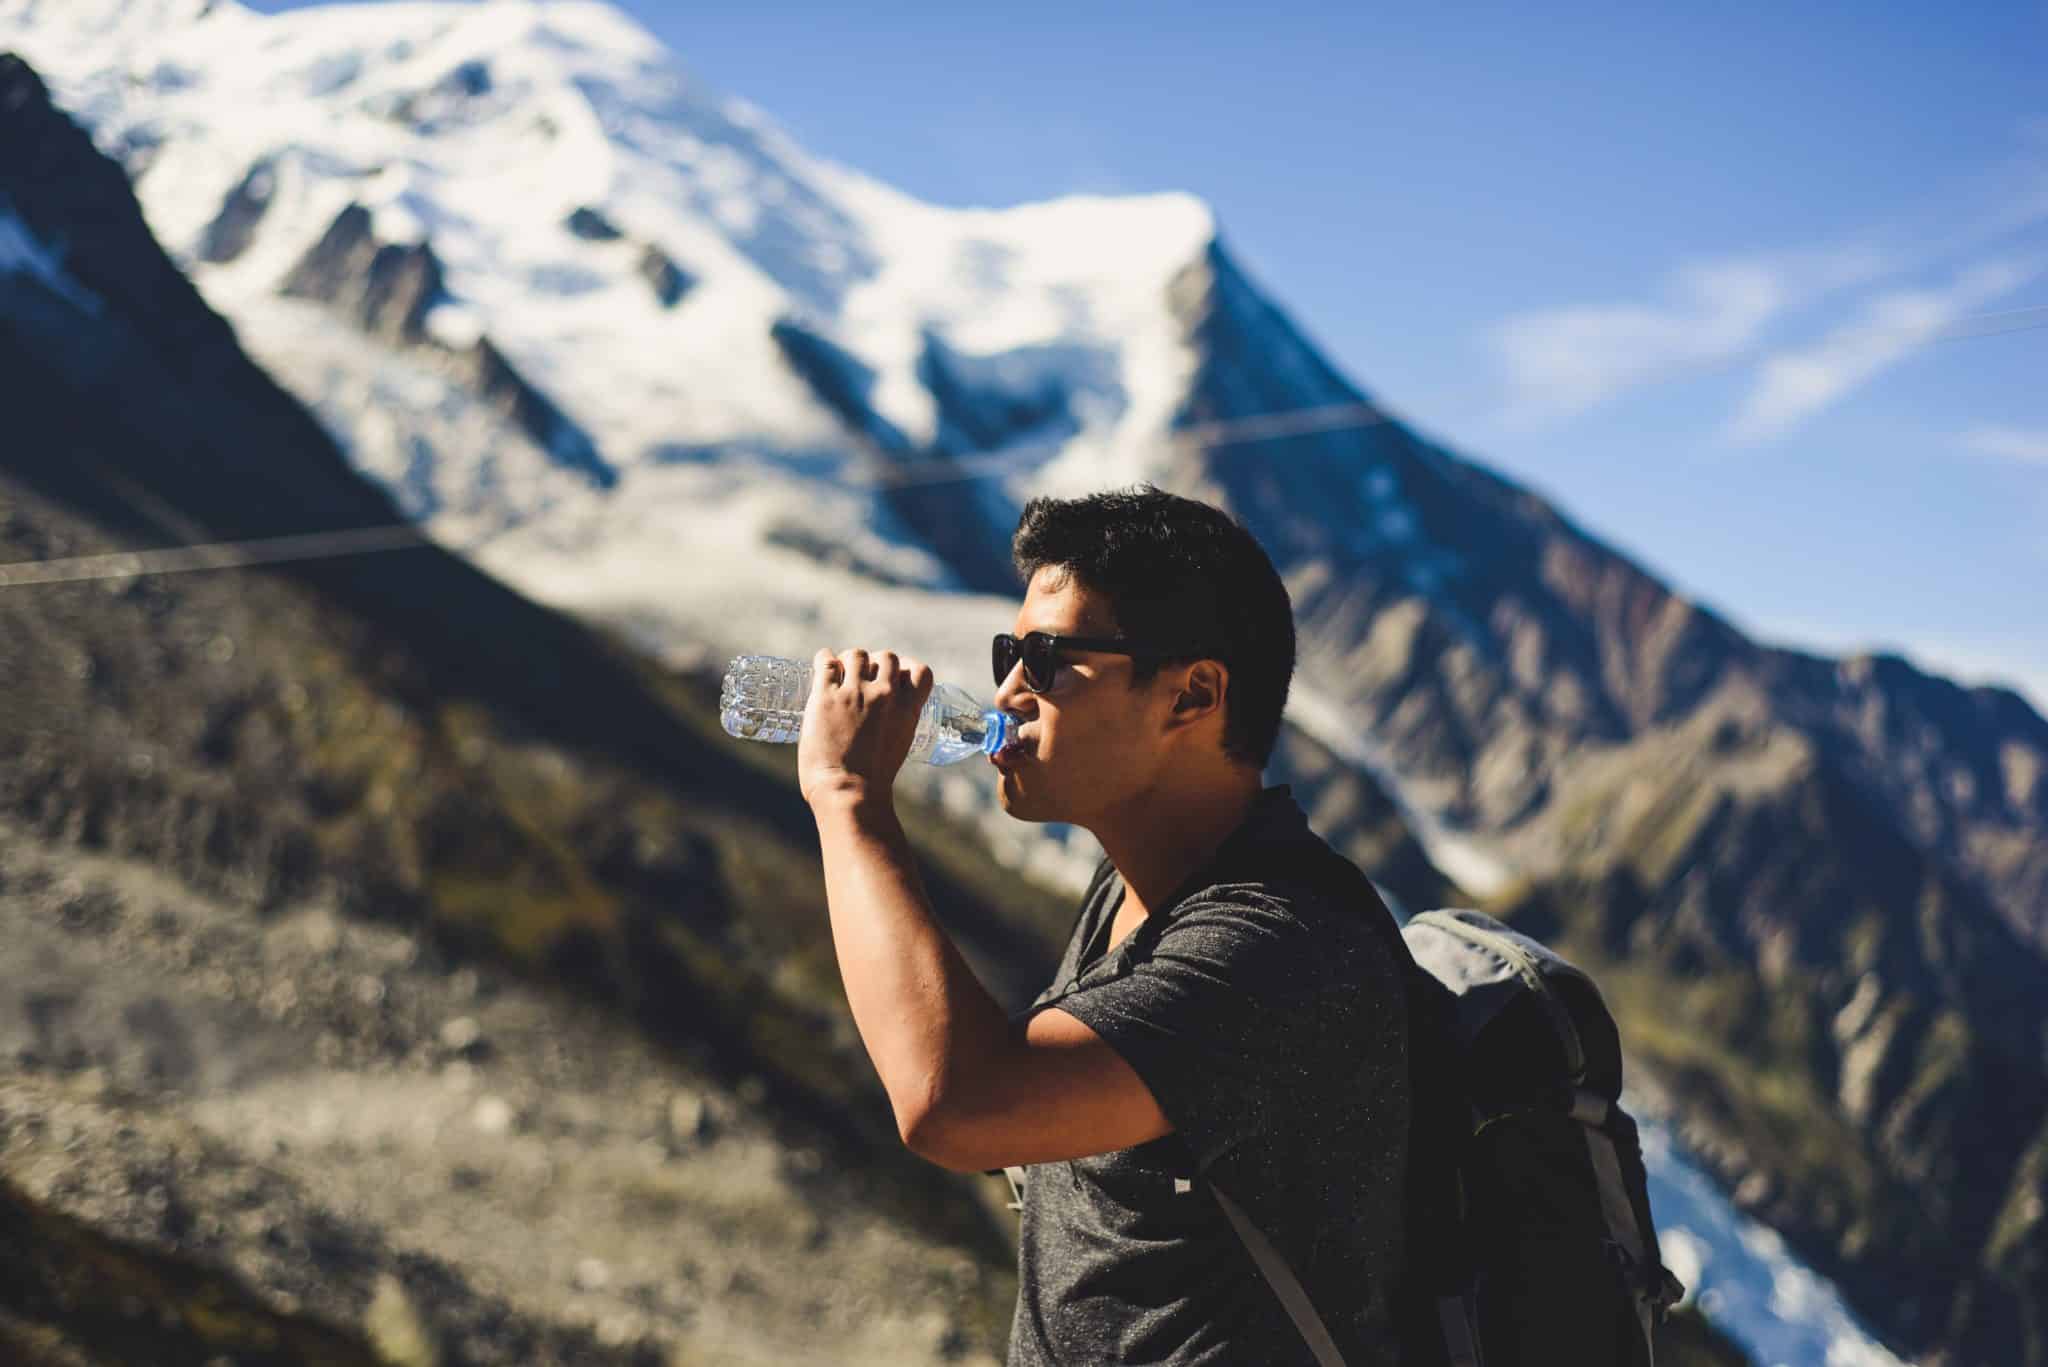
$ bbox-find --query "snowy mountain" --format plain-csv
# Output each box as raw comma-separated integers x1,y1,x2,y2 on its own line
0,0,1202,573
7,4,2048,1362
0,0,1250,892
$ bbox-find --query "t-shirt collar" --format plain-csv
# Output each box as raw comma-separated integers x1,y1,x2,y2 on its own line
1045,787,1309,1000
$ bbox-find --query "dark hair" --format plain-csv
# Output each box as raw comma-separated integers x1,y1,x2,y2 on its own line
1010,484,1295,769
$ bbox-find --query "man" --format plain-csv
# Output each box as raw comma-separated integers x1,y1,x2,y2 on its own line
798,485,1414,1364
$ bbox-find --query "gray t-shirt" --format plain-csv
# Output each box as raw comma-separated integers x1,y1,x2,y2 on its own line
1006,785,1412,1366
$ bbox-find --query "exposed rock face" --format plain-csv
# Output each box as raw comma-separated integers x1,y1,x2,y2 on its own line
770,316,907,455
564,209,694,305
447,333,617,490
918,330,1074,456
280,202,446,343
279,199,615,489
638,241,692,307
770,316,1022,597
1485,738,2048,1361
194,156,274,264
565,205,624,241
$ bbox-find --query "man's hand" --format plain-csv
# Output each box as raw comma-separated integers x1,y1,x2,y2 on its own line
798,647,935,806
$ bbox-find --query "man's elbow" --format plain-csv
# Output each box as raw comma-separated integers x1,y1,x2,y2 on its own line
896,1093,994,1173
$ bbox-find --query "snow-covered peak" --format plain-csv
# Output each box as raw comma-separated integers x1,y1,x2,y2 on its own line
2,0,1222,487
0,0,227,42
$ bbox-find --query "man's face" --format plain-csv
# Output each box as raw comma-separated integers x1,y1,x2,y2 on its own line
989,567,1174,826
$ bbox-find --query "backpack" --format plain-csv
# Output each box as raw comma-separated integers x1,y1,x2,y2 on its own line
1402,908,1686,1365
998,903,1686,1367
1203,906,1686,1367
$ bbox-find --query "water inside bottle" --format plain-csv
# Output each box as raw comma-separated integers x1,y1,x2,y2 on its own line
720,655,809,743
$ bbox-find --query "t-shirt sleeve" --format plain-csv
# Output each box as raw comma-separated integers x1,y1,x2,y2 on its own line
1042,892,1330,1169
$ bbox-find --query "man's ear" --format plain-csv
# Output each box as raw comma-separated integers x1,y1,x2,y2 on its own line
1170,660,1228,720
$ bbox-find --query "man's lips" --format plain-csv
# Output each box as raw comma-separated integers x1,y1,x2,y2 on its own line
990,736,1033,771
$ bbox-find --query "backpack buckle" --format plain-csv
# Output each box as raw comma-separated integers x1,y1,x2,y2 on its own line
1604,1240,1686,1319
1567,1088,1611,1127
1650,1266,1686,1316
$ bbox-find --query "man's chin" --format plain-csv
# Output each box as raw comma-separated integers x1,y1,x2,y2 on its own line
994,777,1055,823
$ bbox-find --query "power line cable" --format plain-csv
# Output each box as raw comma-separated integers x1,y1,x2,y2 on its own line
1,301,2042,588
0,525,427,588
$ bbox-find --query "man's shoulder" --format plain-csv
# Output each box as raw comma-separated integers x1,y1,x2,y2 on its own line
1192,829,1384,921
1179,833,1408,978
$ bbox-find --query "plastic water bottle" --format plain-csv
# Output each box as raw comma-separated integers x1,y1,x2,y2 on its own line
719,655,1014,766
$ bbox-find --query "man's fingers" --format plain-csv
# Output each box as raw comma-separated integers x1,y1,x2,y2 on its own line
822,646,924,690
813,648,845,692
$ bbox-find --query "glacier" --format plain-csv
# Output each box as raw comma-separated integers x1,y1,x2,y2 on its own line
1640,1118,1909,1367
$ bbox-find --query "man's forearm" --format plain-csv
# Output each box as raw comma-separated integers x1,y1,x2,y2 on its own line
810,792,1012,1146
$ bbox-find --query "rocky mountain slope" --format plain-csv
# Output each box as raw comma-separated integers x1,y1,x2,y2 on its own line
0,819,1006,1366
1163,235,2048,1360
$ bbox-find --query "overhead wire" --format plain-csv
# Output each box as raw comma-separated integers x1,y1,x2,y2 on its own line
0,525,428,588
0,301,2043,588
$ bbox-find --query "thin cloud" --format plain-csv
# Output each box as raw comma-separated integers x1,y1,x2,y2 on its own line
1727,258,2042,442
1487,245,1888,425
1485,154,2048,431
1961,424,2048,466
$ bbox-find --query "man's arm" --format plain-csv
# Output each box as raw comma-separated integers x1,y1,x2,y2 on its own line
812,791,1172,1172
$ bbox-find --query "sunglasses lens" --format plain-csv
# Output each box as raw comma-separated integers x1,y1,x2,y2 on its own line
993,634,1057,691
1023,637,1055,691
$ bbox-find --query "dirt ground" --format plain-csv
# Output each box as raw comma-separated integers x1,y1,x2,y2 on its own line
0,819,1014,1365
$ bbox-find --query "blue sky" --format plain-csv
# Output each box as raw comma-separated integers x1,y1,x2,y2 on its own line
248,0,2048,708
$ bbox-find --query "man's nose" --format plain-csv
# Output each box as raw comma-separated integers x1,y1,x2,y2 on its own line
994,660,1034,715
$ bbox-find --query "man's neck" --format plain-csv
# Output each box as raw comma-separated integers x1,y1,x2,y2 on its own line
1093,771,1265,921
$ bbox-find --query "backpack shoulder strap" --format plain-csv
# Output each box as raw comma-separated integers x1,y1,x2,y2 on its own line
1208,1183,1350,1367
1571,1091,1681,1365
1211,1183,1483,1367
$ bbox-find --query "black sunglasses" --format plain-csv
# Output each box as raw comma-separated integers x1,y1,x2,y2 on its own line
992,632,1216,694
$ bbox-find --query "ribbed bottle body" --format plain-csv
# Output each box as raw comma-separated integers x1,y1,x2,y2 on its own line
719,654,811,744
719,655,1011,766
